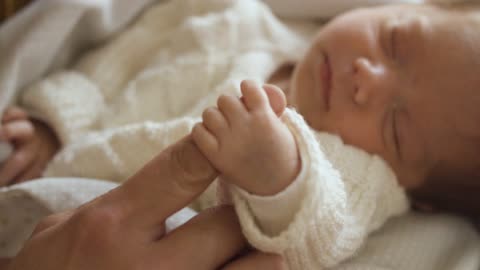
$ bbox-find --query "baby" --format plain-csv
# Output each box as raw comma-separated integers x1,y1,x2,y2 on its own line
1,1,480,268
191,2,480,269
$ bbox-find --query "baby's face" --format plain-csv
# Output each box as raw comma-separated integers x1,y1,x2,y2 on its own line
290,4,480,189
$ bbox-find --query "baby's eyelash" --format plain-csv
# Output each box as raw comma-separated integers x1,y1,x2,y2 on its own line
392,108,402,161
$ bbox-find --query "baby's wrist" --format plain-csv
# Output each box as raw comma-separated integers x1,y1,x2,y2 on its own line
245,156,301,196
267,157,301,196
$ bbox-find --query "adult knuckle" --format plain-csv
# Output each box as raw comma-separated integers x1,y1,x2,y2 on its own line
70,206,121,244
171,150,201,192
170,142,213,192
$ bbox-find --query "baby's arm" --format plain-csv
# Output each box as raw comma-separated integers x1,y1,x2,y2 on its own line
192,80,300,196
231,114,410,269
193,81,410,269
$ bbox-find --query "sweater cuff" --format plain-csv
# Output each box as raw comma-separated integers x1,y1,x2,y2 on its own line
230,108,340,254
231,156,308,236
20,71,104,145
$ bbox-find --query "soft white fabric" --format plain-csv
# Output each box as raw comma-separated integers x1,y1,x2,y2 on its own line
0,0,158,115
0,0,479,269
20,0,316,187
261,0,473,19
262,0,423,19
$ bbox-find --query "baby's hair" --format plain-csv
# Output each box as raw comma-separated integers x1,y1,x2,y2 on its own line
410,159,480,220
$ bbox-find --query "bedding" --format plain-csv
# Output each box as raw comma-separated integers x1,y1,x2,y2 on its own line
0,0,479,269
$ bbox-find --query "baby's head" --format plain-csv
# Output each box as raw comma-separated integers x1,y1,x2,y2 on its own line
290,3,480,218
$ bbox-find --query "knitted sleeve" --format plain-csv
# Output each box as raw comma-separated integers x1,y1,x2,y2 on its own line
230,108,409,269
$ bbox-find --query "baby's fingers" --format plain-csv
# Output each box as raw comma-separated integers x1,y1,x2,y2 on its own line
0,119,34,143
0,145,36,186
12,156,45,184
1,107,28,123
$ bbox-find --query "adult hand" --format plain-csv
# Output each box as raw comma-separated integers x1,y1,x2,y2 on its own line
6,135,286,270
0,107,60,186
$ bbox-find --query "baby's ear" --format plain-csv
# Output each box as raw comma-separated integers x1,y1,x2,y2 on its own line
263,84,287,117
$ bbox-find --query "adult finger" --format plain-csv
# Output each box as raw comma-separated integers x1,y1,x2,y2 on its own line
105,135,218,228
1,107,28,123
0,120,35,143
149,206,247,270
222,252,288,270
0,146,36,186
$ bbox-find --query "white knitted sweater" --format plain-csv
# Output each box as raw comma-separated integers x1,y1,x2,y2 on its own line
7,0,418,268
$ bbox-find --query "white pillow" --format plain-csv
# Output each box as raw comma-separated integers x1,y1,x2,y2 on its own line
262,0,424,19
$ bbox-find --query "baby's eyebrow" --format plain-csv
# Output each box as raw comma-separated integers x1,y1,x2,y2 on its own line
396,15,431,63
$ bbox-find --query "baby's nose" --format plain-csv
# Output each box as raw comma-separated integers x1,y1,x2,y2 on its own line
352,57,389,106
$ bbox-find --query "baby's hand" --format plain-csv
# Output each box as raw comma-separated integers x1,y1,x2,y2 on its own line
192,80,300,196
0,107,60,186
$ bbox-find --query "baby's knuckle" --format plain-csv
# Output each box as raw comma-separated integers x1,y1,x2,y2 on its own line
202,107,213,117
191,123,202,135
217,94,233,107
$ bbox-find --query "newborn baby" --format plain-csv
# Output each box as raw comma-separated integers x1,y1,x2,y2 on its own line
193,2,480,269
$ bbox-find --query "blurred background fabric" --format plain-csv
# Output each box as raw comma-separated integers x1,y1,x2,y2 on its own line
0,0,33,23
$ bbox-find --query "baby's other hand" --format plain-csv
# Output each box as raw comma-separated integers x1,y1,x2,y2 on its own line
192,80,300,196
0,107,60,186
